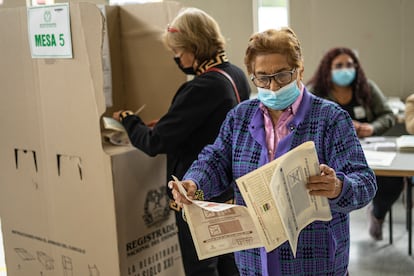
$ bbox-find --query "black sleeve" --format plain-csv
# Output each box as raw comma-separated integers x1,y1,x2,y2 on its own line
122,78,232,156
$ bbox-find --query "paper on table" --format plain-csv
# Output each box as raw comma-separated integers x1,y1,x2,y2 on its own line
363,150,396,166
361,142,396,152
396,135,414,152
363,137,387,143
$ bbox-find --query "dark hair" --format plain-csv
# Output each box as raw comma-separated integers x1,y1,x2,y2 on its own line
307,47,371,107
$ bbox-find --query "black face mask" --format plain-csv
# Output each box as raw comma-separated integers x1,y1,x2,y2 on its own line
174,56,196,75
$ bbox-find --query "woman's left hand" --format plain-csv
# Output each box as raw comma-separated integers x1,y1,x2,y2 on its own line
113,110,123,122
307,164,342,199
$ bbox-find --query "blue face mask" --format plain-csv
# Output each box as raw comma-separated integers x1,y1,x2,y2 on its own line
257,80,301,110
331,68,356,86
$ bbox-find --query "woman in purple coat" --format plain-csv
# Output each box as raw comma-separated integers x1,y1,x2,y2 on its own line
170,28,376,275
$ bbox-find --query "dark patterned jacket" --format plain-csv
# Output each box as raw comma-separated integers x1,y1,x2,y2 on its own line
184,88,377,275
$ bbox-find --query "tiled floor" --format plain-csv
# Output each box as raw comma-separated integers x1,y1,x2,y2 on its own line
1,197,414,276
349,196,414,275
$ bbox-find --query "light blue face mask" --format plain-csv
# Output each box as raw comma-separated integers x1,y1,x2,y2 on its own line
257,80,301,110
331,68,356,86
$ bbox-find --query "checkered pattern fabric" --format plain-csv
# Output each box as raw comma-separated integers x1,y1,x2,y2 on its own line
184,89,376,275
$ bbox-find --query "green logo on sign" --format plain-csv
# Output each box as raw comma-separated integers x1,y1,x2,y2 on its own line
44,10,52,23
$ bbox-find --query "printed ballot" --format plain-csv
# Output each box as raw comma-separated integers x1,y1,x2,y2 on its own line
175,141,332,260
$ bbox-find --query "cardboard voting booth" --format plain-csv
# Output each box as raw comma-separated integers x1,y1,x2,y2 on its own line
0,2,186,275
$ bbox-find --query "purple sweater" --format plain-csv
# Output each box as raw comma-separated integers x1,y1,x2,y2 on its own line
184,89,376,275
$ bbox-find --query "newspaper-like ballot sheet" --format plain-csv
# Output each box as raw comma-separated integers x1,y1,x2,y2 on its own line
268,141,332,254
177,141,332,260
173,176,263,260
182,201,264,260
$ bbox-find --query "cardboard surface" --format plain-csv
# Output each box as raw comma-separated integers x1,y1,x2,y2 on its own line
105,2,185,122
0,2,184,275
110,146,181,276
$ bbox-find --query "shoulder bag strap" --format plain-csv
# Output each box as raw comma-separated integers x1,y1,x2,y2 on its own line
205,67,241,103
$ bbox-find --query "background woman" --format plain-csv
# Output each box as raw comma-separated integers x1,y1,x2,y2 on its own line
307,47,402,241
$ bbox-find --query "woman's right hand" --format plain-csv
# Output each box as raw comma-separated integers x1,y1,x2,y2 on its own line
168,179,197,208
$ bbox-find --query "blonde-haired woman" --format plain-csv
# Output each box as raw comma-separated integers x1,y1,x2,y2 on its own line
113,7,250,276
164,7,226,73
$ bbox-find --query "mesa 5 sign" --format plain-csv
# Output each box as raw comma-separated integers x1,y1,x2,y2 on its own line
27,3,73,58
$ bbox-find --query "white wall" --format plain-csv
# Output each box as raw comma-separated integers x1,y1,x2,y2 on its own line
289,0,414,100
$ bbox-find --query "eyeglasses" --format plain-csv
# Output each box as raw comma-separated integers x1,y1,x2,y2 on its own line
251,68,296,88
332,62,355,69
